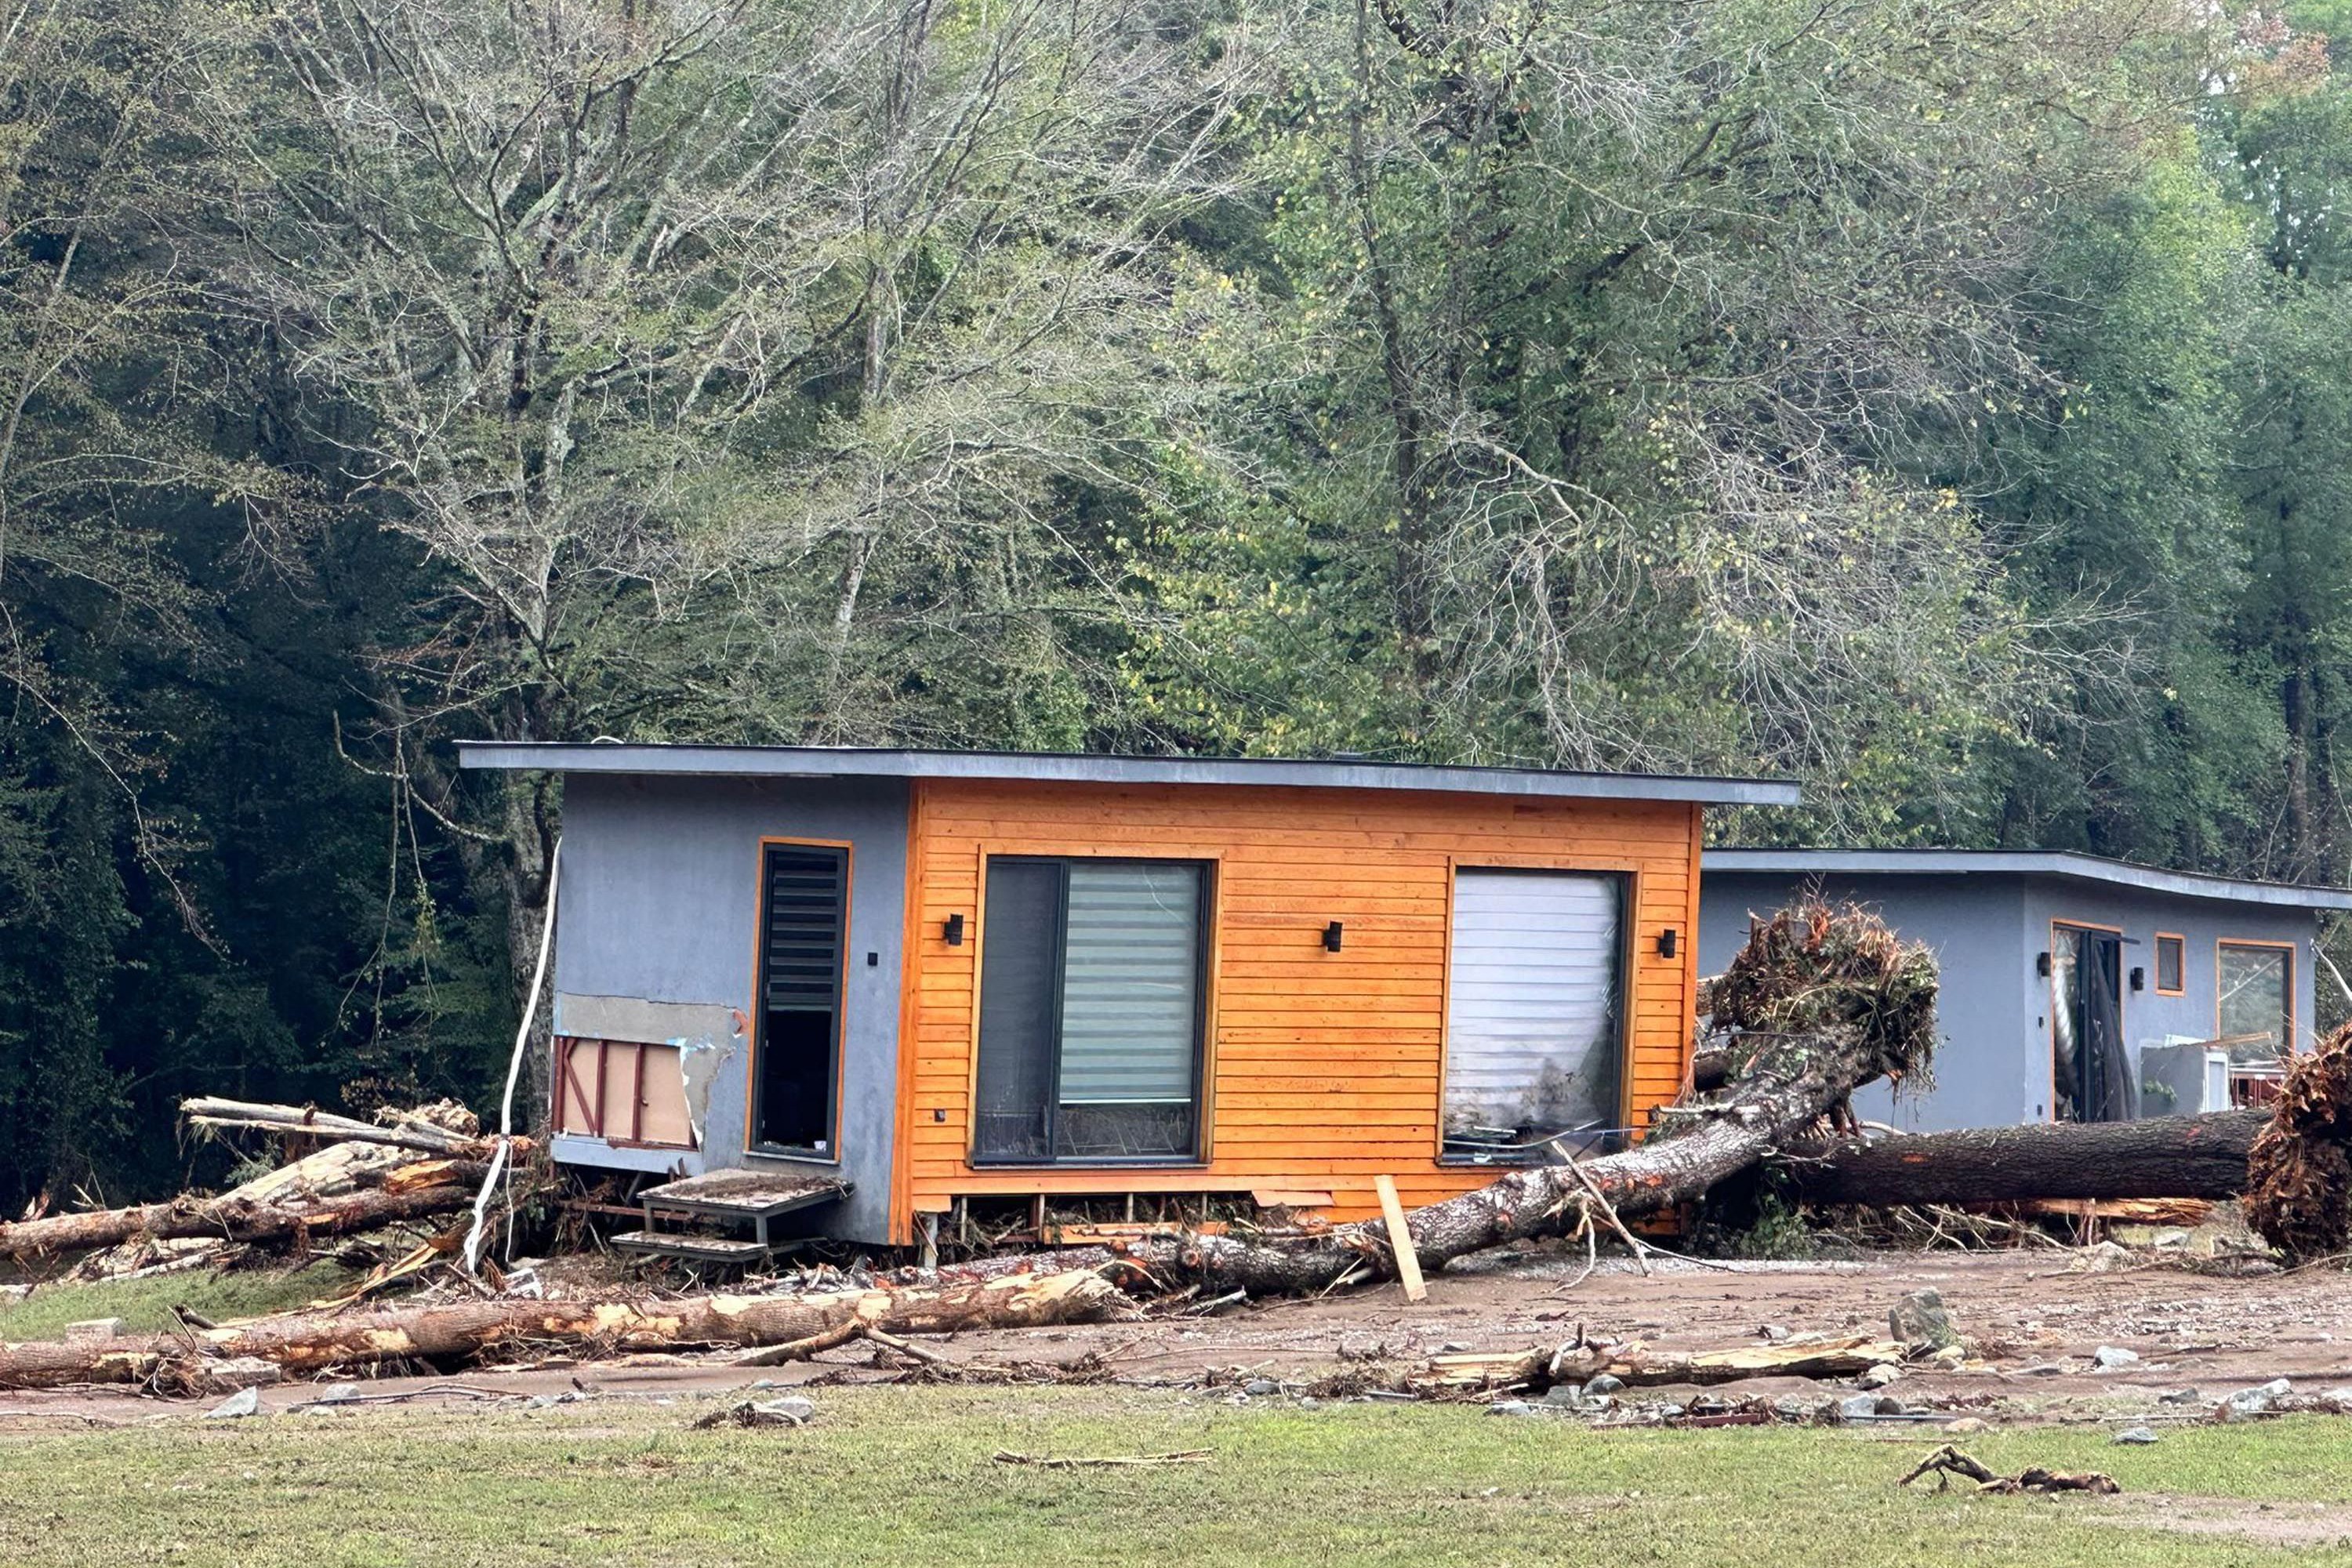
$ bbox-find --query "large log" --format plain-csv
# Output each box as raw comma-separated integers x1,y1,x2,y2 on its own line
0,1269,1122,1390
1418,1332,1907,1391
0,1160,489,1263
179,1097,498,1156
1777,1110,2270,1208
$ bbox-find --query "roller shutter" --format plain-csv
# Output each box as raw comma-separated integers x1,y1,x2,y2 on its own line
1444,869,1624,1152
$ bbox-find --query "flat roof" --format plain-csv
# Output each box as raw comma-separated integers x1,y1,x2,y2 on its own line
455,742,1801,807
1704,848,2352,911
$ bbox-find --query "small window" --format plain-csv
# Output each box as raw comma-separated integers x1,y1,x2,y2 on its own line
2219,942,2293,1065
973,858,1207,1164
2154,934,2185,995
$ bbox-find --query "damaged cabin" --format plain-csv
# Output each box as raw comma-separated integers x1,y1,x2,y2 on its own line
456,744,1795,1250
1699,849,2352,1132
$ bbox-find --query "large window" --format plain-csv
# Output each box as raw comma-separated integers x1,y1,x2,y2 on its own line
1442,869,1626,1161
2219,942,2293,1065
973,858,1207,1164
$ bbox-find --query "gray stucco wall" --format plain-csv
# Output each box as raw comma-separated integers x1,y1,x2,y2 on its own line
1700,868,2326,1133
2016,877,2321,1087
550,773,909,1242
1700,873,2031,1132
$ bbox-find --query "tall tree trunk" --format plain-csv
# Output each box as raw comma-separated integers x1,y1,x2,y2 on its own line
1773,1111,2270,1208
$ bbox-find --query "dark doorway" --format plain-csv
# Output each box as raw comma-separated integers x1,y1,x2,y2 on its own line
753,844,848,1153
2053,924,2130,1123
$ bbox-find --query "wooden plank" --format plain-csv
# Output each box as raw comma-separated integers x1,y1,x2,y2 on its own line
1374,1174,1427,1303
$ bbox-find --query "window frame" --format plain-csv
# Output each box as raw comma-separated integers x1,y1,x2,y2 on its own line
746,837,854,1163
2152,932,2187,996
967,853,1214,1169
1436,863,1637,1166
2216,938,2297,1060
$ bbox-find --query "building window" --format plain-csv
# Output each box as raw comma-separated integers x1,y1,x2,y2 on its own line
1442,869,1626,1162
2154,934,2185,996
972,858,1207,1164
2218,942,2293,1065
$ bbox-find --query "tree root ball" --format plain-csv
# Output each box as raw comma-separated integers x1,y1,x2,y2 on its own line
2246,1022,2352,1263
1706,896,1940,1084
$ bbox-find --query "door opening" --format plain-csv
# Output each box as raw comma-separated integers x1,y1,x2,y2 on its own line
2053,924,2130,1122
753,844,847,1154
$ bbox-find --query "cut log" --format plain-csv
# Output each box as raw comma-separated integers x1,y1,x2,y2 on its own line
0,1163,491,1264
1419,1332,1907,1391
0,1269,1122,1391
1776,1111,2270,1208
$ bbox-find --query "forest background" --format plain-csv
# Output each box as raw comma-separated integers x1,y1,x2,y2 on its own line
8,0,2352,1207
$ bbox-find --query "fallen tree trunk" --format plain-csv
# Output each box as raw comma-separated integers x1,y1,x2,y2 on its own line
180,1097,502,1157
1776,1110,2270,1208
964,900,1940,1297
0,1269,1122,1391
0,1160,490,1264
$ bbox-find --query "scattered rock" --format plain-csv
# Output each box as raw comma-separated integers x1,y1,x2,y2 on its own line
1583,1374,1624,1396
2220,1379,2293,1422
1889,1288,1958,1352
1243,1378,1281,1397
1297,1397,1322,1411
2072,1240,2136,1273
1760,1324,1791,1344
1943,1417,1991,1435
1857,1363,1903,1390
2112,1426,2161,1445
1490,1400,1537,1417
64,1318,125,1340
1838,1393,1885,1421
2157,1388,2201,1405
1543,1385,1584,1408
0,1283,30,1305
1928,1345,1966,1369
2092,1346,2141,1372
205,1387,261,1421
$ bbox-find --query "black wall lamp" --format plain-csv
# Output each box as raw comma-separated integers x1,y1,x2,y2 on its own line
1323,920,1345,953
2130,966,2146,993
1657,927,1679,959
2036,950,2052,978
944,913,965,946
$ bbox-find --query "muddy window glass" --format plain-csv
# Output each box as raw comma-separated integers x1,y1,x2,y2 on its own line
2219,943,2292,1065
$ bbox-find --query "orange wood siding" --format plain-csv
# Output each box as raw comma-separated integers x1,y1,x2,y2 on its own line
890,779,1703,1242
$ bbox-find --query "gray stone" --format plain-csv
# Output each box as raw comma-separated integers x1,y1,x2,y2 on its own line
310,1383,362,1406
1889,1289,1958,1352
2156,1388,2201,1404
2220,1380,2293,1421
1490,1399,1536,1417
1243,1378,1281,1397
1837,1393,1884,1422
2092,1346,2141,1371
64,1318,125,1340
1543,1385,1584,1407
764,1395,816,1423
1297,1397,1322,1411
1857,1363,1902,1390
204,1387,260,1420
2111,1426,2160,1445
1583,1374,1624,1396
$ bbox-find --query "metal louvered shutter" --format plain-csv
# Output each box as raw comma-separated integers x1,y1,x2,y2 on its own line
761,847,845,1013
1444,869,1624,1141
1057,862,1202,1105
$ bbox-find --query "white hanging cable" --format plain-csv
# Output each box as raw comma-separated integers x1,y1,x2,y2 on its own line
464,837,561,1276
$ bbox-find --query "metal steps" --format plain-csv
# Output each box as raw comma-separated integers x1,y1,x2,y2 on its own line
611,1170,851,1264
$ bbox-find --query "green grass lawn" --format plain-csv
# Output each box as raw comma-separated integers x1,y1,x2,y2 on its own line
4,1385,2350,1567
0,1265,362,1342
